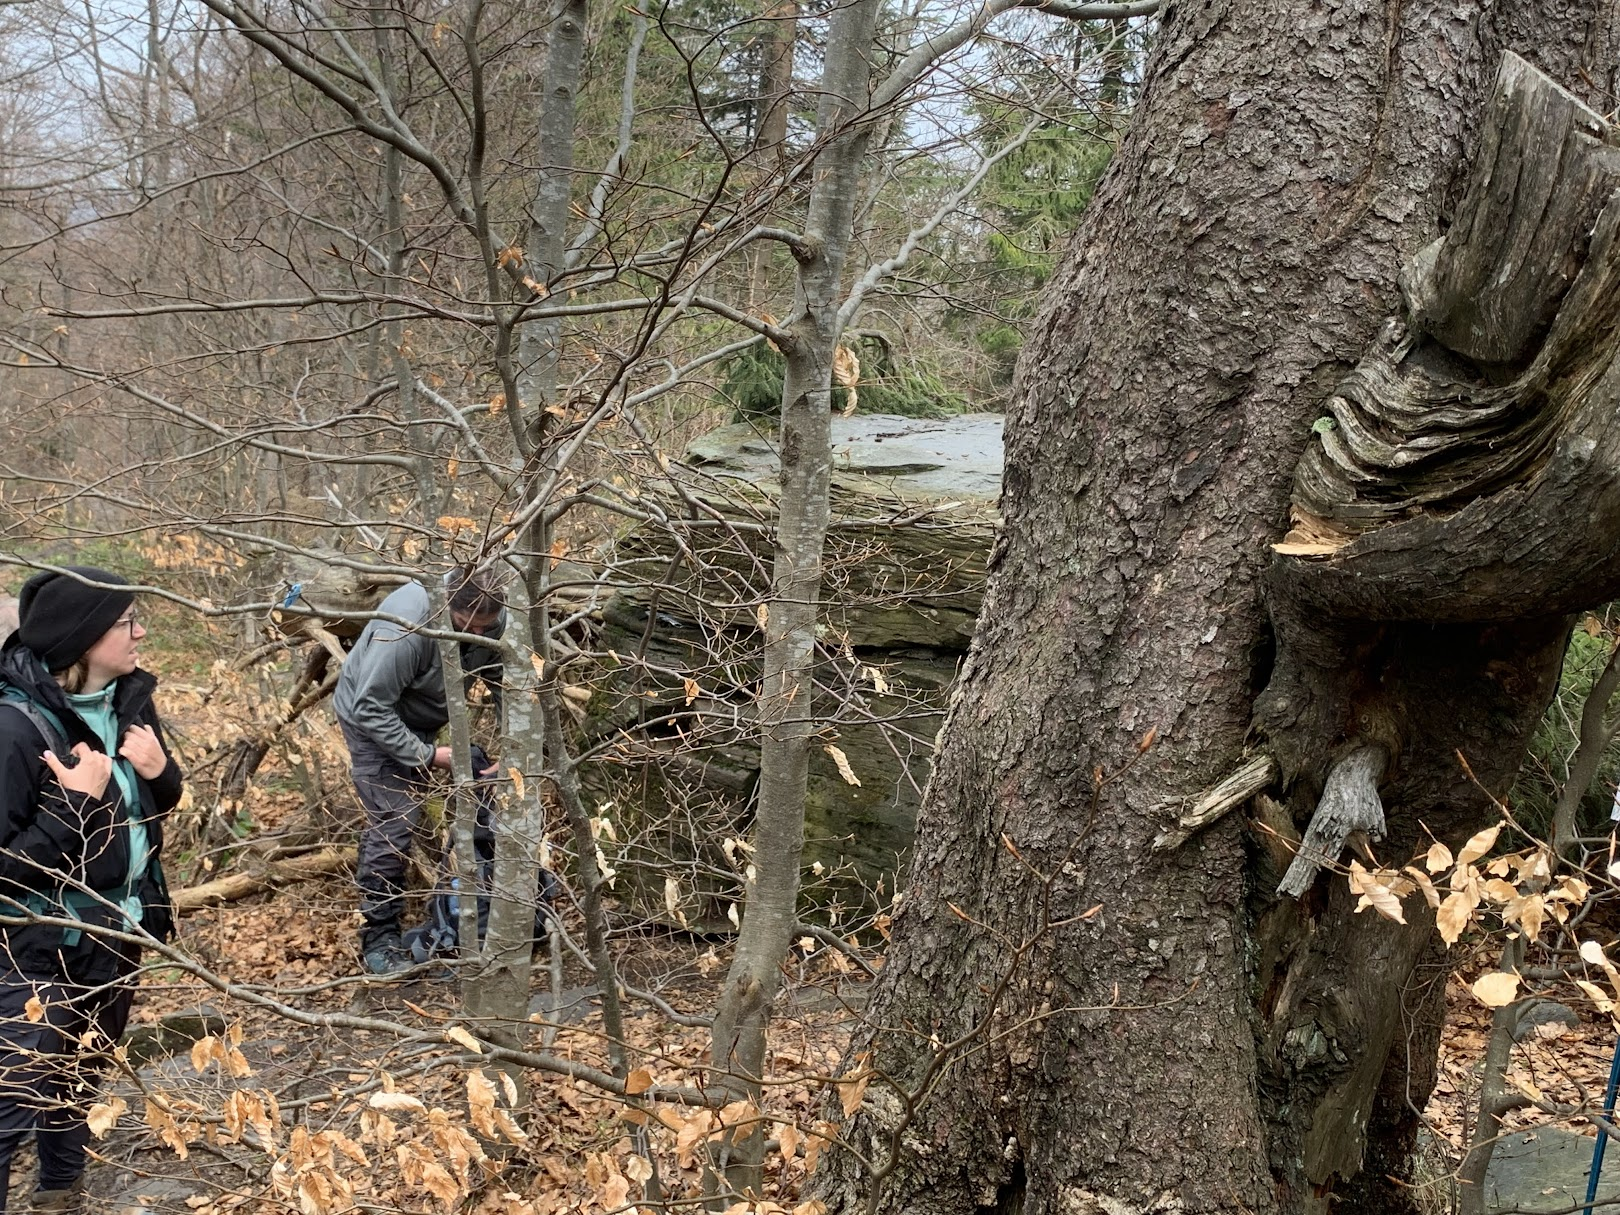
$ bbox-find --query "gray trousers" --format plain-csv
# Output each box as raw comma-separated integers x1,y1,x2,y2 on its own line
338,721,493,950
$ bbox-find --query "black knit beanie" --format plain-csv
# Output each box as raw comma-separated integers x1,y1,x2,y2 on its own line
16,566,136,672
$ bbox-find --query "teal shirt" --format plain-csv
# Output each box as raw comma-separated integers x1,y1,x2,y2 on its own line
65,683,150,925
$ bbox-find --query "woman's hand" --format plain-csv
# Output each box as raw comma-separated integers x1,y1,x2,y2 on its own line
119,724,168,780
43,743,113,800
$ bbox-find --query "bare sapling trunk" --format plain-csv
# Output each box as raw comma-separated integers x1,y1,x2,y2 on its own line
516,0,585,421
436,625,485,973
375,13,524,1032
748,0,797,311
456,584,547,1067
459,0,588,1047
542,685,628,1076
708,0,881,1197
1456,937,1527,1215
1550,638,1620,859
369,11,532,1039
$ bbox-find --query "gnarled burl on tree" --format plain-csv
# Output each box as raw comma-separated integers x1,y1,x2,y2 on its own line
1261,52,1620,894
1246,52,1620,1203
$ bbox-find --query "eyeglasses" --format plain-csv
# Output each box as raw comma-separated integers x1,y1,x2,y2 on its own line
112,613,141,636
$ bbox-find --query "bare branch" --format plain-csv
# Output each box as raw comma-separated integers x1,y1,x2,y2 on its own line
840,111,1044,328
566,5,650,271
1034,0,1161,19
873,0,1158,113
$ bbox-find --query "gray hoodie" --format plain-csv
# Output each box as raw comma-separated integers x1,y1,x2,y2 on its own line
332,582,503,768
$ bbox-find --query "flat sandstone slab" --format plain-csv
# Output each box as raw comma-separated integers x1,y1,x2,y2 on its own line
685,412,1004,502
1485,1127,1620,1213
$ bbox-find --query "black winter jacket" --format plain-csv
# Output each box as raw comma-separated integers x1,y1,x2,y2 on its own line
0,635,181,976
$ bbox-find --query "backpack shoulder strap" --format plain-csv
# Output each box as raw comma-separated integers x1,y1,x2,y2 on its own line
0,685,68,757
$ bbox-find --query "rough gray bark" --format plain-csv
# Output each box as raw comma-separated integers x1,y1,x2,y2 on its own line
809,3,1619,1214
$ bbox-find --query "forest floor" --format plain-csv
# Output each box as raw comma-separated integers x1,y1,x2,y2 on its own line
81,867,867,1215
73,871,1620,1215
51,753,871,1215
10,636,1615,1215
1422,962,1620,1213
15,848,871,1215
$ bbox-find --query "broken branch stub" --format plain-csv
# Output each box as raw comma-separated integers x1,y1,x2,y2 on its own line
1152,753,1278,851
1277,745,1389,898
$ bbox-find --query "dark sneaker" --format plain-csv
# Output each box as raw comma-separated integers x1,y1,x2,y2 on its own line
362,939,412,977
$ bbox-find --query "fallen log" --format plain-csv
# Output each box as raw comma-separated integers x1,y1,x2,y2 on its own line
172,846,354,912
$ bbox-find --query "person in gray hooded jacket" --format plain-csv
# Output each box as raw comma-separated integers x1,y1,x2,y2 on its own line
333,568,503,975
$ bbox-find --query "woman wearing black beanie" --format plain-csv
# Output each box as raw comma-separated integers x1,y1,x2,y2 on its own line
0,568,180,1212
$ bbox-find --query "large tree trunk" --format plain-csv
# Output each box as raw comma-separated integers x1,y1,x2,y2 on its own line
811,3,1620,1214
1255,49,1620,1209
